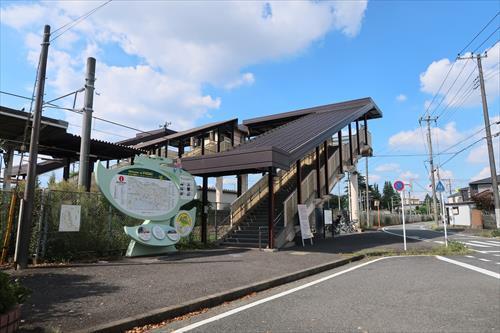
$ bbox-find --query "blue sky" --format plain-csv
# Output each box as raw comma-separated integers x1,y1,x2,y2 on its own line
1,1,499,197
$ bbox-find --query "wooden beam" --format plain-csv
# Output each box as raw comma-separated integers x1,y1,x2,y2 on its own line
364,115,368,144
202,176,208,244
356,120,360,155
348,123,353,166
296,160,302,204
338,131,343,174
324,141,329,194
316,146,321,198
268,167,275,249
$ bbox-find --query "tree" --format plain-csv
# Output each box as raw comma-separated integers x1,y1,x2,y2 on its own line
381,181,396,210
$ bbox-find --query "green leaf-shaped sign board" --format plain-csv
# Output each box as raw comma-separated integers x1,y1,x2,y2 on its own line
95,154,197,257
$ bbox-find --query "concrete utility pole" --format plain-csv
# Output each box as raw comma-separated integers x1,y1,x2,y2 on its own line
420,116,439,226
78,57,96,191
15,25,51,269
476,54,500,228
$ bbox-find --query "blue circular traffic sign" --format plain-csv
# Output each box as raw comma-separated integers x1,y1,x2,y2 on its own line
393,180,405,192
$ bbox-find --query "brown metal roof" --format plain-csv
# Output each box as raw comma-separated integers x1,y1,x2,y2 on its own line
243,97,382,136
0,106,144,161
165,118,238,142
181,98,382,176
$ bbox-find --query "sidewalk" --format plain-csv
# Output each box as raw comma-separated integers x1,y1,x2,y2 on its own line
11,230,429,332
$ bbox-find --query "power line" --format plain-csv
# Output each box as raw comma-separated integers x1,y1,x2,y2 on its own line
439,136,487,168
473,26,500,53
50,0,113,42
458,11,499,56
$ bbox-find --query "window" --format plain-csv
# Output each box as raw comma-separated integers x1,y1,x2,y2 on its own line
452,207,459,215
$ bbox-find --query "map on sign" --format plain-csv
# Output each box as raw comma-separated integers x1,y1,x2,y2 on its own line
59,204,81,232
110,170,179,217
95,154,197,257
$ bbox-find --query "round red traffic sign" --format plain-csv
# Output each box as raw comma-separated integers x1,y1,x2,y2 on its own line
393,180,405,192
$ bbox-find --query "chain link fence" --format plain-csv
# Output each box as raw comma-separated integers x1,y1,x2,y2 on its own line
1,189,234,262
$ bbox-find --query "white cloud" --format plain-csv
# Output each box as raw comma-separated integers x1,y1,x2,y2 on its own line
375,163,401,173
419,43,500,112
225,73,255,90
368,174,381,182
388,122,463,152
400,171,419,181
471,166,491,181
466,116,500,164
396,94,407,102
436,168,454,180
1,1,369,137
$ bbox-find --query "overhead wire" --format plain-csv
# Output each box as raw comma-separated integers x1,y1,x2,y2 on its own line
50,0,113,42
458,11,499,56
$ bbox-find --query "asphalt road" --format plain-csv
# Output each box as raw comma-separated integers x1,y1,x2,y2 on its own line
154,255,500,333
382,223,500,272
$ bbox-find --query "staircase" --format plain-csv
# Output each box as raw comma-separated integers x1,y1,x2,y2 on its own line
219,127,371,248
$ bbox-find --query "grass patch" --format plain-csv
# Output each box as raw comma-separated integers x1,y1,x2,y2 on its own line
354,241,472,258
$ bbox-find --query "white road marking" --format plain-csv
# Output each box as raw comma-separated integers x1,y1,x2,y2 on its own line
464,242,491,248
381,227,431,242
436,256,500,279
494,254,500,257
486,240,500,245
171,257,387,333
468,240,498,247
478,258,491,262
482,250,500,253
434,241,445,244
465,255,475,259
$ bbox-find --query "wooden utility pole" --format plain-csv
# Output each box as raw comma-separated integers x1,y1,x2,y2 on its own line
16,25,51,269
419,115,439,226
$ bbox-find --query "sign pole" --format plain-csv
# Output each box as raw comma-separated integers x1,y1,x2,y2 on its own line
394,180,406,251
440,191,448,247
401,190,407,251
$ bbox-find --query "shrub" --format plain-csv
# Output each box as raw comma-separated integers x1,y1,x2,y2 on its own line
0,272,31,314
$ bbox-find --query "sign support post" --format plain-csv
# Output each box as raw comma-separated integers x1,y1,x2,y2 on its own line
436,180,448,247
394,180,406,251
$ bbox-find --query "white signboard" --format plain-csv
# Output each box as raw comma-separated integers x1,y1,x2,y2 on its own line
109,173,179,218
324,209,333,225
59,205,81,232
298,204,313,245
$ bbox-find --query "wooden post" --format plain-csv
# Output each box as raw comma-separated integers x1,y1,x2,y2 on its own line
296,160,302,204
63,158,70,181
338,131,343,174
268,168,274,249
324,141,329,194
348,123,353,166
315,146,321,198
356,120,360,155
237,175,242,197
202,176,208,244
201,135,205,155
217,127,221,153
364,115,368,144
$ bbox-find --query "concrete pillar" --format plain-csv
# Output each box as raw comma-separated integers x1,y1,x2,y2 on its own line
268,168,275,249
349,171,360,226
215,176,223,210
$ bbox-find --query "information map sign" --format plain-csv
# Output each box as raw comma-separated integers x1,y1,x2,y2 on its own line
95,154,197,257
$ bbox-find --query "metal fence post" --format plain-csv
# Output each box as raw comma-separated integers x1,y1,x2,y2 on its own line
258,226,262,251
35,189,46,263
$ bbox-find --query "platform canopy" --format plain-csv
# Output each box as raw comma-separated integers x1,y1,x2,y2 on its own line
181,97,382,177
1,106,145,177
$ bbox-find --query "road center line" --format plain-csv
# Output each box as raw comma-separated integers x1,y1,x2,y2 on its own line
171,257,387,333
435,256,500,279
381,227,431,242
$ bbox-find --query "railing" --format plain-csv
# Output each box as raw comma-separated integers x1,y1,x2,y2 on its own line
182,138,233,158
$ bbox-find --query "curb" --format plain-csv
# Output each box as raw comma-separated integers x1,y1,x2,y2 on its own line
78,254,365,333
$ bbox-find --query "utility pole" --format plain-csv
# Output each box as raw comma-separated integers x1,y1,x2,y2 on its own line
15,25,51,269
476,54,500,228
78,57,96,191
419,115,439,226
